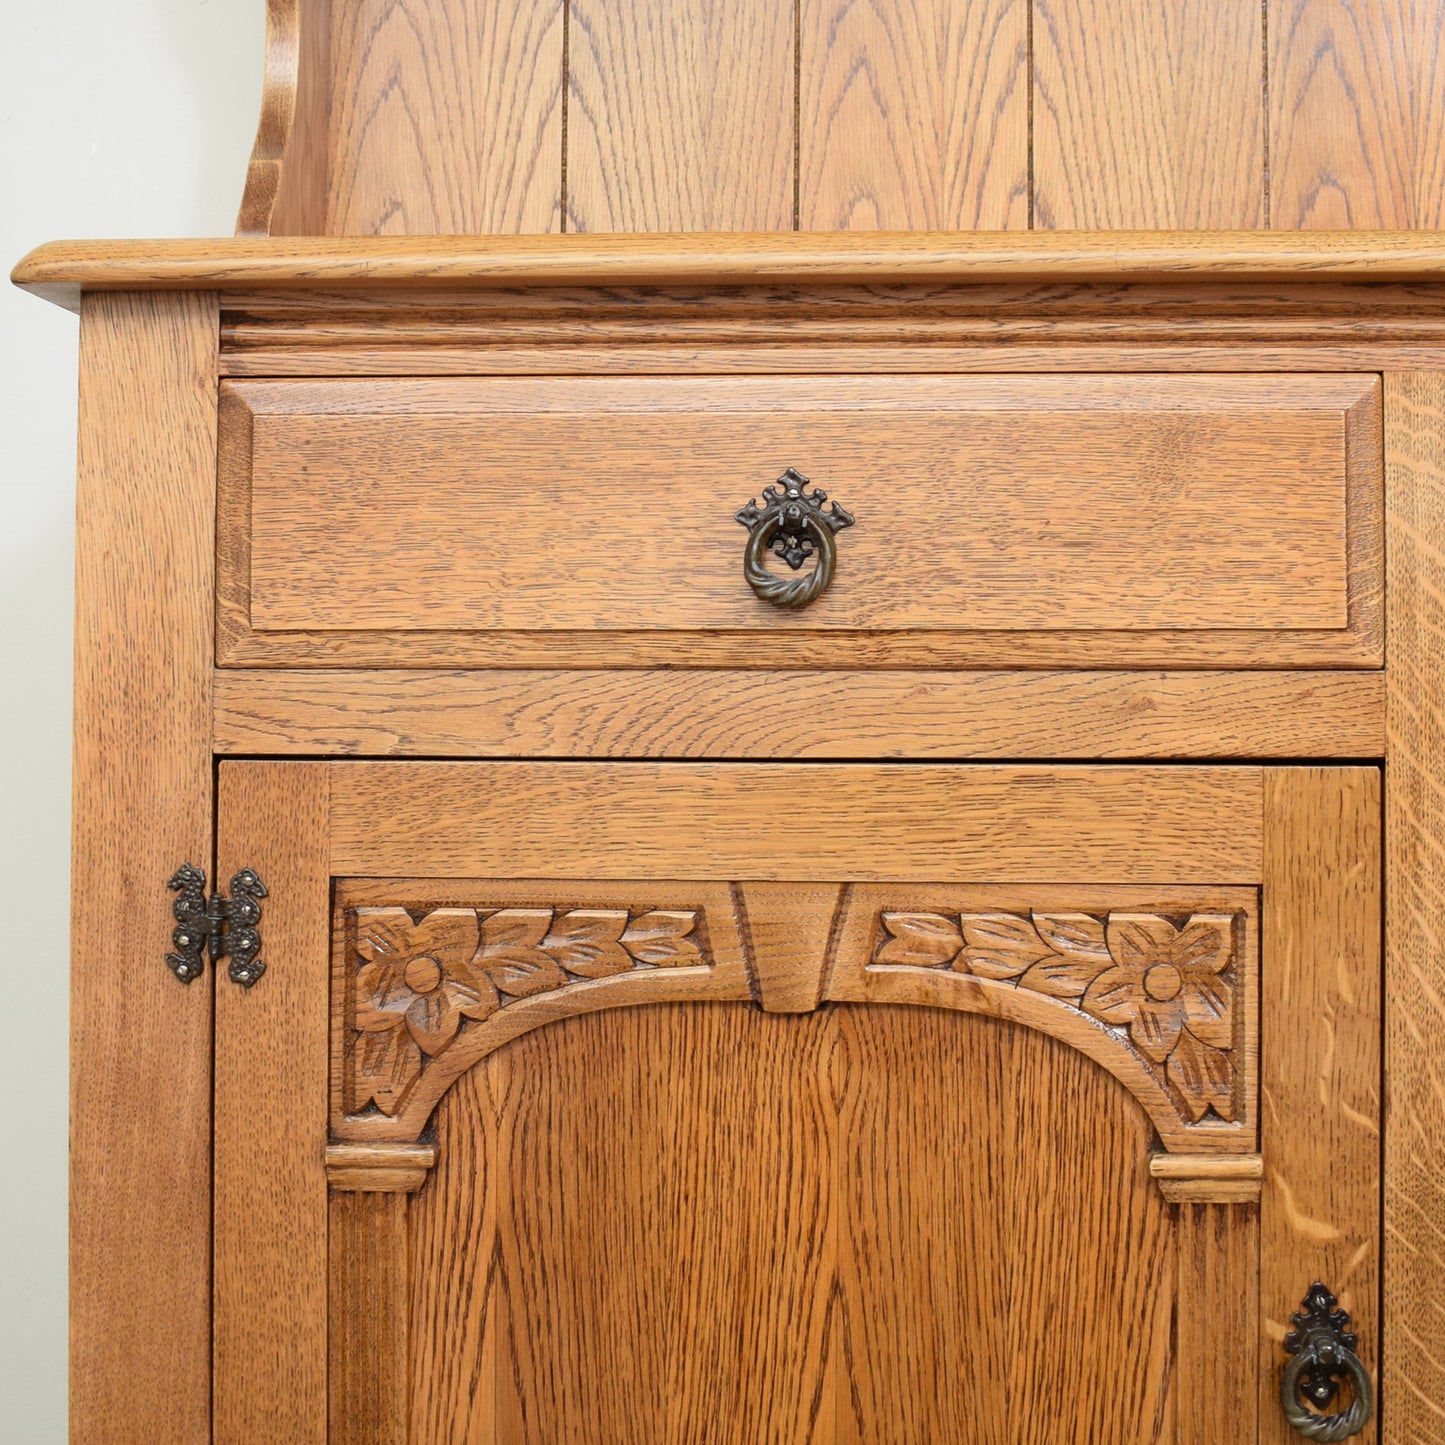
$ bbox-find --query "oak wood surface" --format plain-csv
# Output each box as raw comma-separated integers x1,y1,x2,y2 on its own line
235,0,332,236
68,291,219,1445
567,0,793,233
25,231,1445,310
328,876,1258,1154
324,0,563,235
331,1191,410,1445
1260,768,1380,1444
408,1004,1188,1443
217,371,1382,670
1383,371,1445,1445
825,883,1259,1155
215,762,331,1445
1269,0,1445,230
326,762,1265,882
1178,1202,1259,1444
211,667,1387,760
797,0,1028,230
1033,0,1265,228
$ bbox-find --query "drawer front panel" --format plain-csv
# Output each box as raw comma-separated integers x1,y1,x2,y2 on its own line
219,373,1382,666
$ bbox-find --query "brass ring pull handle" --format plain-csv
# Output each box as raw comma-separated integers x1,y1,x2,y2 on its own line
1280,1284,1374,1441
735,468,855,610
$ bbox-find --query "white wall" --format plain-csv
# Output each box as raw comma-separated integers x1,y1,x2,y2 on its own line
0,4,264,1437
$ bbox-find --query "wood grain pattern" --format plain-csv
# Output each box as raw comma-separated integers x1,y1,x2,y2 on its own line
214,762,331,1445
211,667,1387,761
408,1004,1195,1442
1384,372,1445,1445
326,762,1265,882
219,373,1380,671
326,1142,437,1192
566,0,793,232
1178,1203,1259,1444
1260,769,1380,1445
738,883,848,1013
828,884,1259,1154
1269,0,1445,229
236,0,332,236
797,0,1028,230
999,1016,1177,1443
68,291,218,1445
331,1191,409,1445
27,232,1445,312
331,879,751,1141
1152,1154,1265,1204
324,0,562,234
1034,0,1266,228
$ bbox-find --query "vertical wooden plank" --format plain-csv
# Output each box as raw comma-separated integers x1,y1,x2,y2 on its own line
70,291,218,1445
1384,373,1445,1445
409,1049,517,1444
566,0,794,232
215,762,331,1444
1177,1204,1259,1445
331,1193,410,1445
1261,769,1380,1445
797,0,1029,230
834,1008,1010,1444
325,0,563,234
1004,1029,1175,1444
1032,0,1266,228
1267,0,1445,229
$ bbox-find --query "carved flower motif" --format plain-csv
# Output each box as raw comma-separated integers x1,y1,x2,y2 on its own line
1081,915,1234,1060
348,904,706,1117
872,908,1239,1124
351,908,498,1115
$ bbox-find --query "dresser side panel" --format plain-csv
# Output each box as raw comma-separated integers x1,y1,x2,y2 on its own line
70,290,219,1444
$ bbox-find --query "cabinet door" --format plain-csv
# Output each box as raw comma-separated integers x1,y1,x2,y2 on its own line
213,763,1379,1445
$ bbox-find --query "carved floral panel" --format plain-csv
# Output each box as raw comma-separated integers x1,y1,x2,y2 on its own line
870,909,1245,1126
334,882,753,1142
349,905,705,1114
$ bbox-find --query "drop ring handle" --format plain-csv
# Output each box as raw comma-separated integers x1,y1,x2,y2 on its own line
735,468,855,610
1280,1283,1374,1441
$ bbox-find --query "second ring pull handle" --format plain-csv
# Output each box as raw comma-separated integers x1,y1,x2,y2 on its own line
735,468,855,610
1280,1283,1373,1441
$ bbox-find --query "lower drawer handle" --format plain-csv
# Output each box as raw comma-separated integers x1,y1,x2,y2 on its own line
735,468,855,609
1280,1283,1373,1441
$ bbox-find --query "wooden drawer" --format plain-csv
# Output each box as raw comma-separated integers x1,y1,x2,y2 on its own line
217,372,1382,668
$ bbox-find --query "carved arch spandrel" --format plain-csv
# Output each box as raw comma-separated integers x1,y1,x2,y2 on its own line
825,884,1260,1155
330,879,752,1142
330,879,1257,1160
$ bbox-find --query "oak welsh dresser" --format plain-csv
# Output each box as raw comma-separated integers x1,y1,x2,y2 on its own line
13,25,1445,1445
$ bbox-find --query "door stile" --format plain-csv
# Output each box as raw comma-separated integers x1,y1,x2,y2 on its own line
215,761,331,1444
1260,767,1382,1444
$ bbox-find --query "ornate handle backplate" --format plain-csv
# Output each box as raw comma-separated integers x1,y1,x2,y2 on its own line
734,468,855,609
1280,1283,1373,1441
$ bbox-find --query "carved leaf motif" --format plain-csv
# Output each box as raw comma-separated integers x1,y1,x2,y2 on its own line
957,913,1049,978
353,1024,422,1117
621,911,702,967
1168,1029,1235,1122
344,899,711,1125
871,905,1241,1131
544,909,632,978
877,912,963,967
477,909,570,997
